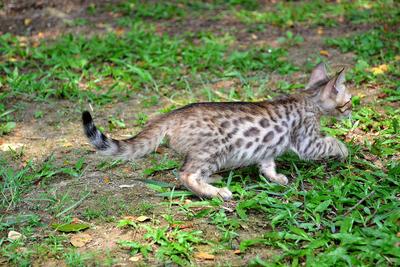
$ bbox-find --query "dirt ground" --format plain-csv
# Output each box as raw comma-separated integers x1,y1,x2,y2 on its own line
1,0,398,266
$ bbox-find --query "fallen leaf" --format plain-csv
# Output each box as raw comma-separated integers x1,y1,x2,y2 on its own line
155,146,167,154
24,18,32,26
63,141,73,147
103,176,111,184
8,231,24,241
129,255,142,262
377,93,388,99
319,50,330,57
212,80,235,90
194,252,215,260
369,64,389,75
115,27,125,36
233,249,241,254
136,216,150,222
52,223,90,233
171,223,193,229
70,233,92,247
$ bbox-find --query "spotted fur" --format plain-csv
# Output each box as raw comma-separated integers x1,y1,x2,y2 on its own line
82,63,351,200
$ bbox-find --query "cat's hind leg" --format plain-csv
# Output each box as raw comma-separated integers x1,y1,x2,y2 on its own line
259,158,288,185
179,159,232,200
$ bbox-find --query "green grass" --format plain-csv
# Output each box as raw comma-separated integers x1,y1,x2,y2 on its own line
234,0,399,27
1,0,399,265
0,21,296,108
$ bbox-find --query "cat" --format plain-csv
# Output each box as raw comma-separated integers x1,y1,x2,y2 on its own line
82,63,351,200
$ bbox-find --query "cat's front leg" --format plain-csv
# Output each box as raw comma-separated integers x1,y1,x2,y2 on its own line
328,137,348,159
298,136,348,160
259,159,288,185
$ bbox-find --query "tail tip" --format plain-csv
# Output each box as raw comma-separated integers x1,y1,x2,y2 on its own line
82,111,93,125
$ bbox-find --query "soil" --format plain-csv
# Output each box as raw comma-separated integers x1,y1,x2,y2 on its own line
0,0,391,265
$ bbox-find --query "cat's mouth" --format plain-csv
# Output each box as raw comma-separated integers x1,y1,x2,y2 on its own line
335,99,352,113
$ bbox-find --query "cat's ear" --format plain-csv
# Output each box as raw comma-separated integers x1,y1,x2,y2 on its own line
306,62,329,89
320,68,346,99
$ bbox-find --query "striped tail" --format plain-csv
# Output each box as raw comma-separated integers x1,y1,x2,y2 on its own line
82,111,167,159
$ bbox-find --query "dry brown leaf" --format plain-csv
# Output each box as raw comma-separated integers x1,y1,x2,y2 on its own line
194,252,215,260
24,18,32,26
212,80,235,90
115,27,125,36
377,93,388,99
136,216,150,222
63,142,73,147
70,233,92,247
369,64,388,75
8,231,24,240
129,255,142,262
319,50,330,57
233,249,241,254
171,223,193,229
155,146,167,154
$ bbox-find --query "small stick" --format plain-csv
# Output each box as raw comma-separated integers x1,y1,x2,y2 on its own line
343,190,375,216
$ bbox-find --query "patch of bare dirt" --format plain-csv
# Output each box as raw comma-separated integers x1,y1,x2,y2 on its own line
0,0,112,35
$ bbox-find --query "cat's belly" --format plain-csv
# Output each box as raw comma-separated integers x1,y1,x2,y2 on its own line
220,139,289,170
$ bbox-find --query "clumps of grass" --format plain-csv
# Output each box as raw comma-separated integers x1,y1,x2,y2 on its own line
0,21,297,106
0,102,16,136
326,27,399,84
119,217,205,266
234,1,399,28
234,1,342,27
0,156,85,211
325,28,399,62
109,0,185,20
235,154,399,265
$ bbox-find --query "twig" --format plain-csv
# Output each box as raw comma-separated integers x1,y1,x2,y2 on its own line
55,191,90,218
343,190,375,216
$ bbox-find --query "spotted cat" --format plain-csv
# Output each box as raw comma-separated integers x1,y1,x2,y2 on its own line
82,63,351,200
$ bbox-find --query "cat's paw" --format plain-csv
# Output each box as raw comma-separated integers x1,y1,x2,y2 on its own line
217,187,233,201
271,174,288,185
337,141,348,160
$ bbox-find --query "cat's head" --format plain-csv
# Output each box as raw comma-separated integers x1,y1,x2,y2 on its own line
305,63,352,118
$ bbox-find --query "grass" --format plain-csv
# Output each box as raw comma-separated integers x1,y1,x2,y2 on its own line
0,0,399,266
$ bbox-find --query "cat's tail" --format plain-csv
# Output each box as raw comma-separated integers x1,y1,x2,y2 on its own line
82,111,167,159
